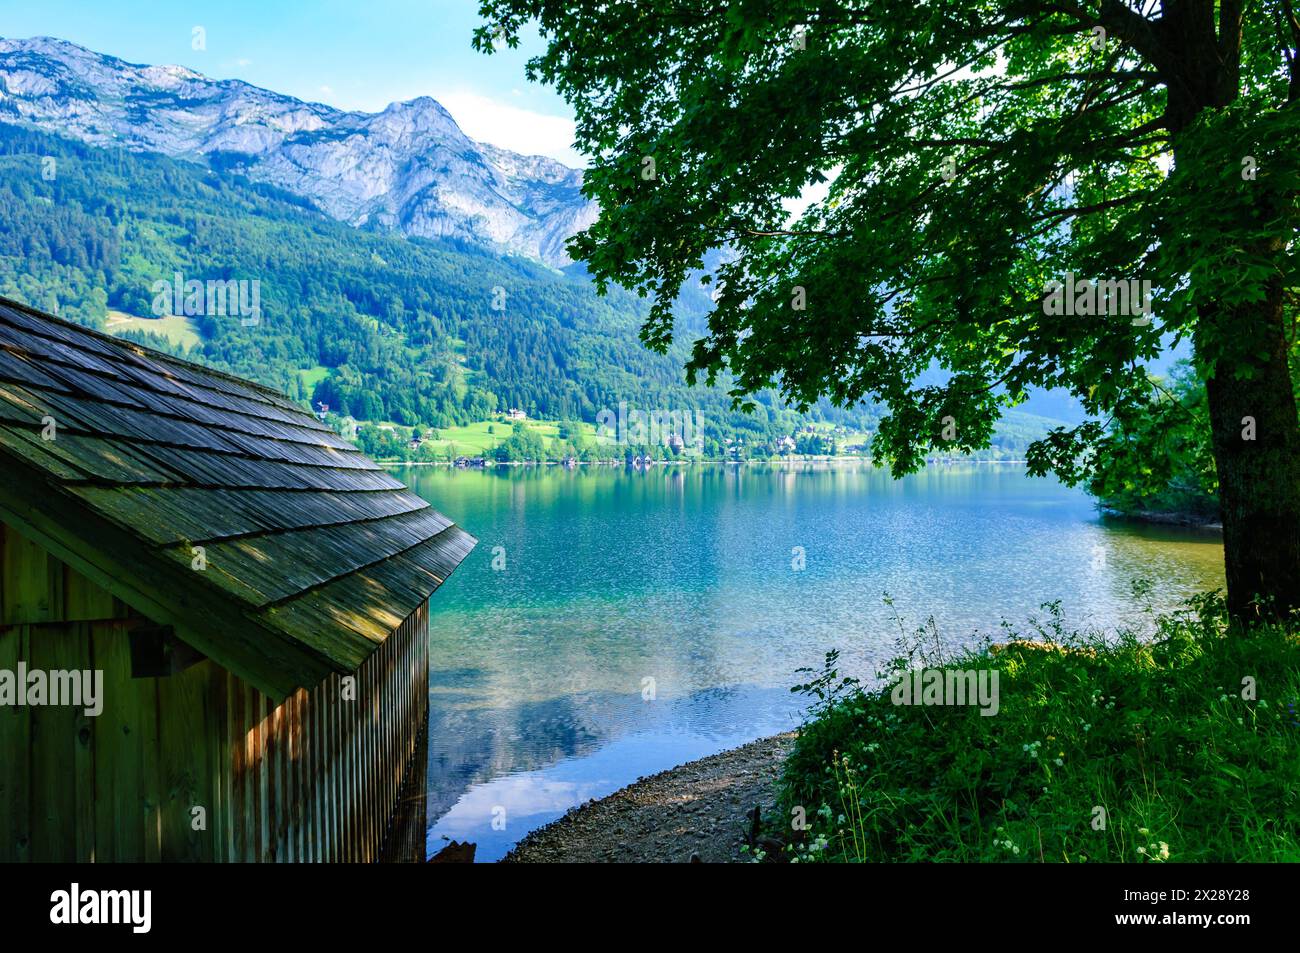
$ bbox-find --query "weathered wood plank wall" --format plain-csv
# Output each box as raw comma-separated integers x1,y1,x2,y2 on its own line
0,523,430,862
222,600,429,861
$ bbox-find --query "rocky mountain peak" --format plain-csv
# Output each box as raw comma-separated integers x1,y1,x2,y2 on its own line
0,36,594,266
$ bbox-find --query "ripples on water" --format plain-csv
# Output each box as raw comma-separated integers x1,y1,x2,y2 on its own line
401,462,1224,860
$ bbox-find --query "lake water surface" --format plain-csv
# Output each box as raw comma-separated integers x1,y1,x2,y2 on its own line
400,462,1223,861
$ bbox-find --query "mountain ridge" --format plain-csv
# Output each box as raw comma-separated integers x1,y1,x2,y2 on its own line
0,35,595,266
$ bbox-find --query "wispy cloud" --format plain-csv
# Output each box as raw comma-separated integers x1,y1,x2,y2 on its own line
434,89,584,168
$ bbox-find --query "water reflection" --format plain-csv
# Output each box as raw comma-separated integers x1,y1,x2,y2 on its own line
405,463,1224,861
425,683,797,861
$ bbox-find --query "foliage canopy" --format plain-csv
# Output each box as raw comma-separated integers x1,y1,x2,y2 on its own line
478,0,1299,474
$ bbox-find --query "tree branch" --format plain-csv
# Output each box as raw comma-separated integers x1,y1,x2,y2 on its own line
1040,0,1171,75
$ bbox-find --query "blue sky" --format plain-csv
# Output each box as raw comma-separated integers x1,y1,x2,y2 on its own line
0,0,585,164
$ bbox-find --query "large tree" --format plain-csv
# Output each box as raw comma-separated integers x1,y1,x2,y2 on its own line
477,0,1300,619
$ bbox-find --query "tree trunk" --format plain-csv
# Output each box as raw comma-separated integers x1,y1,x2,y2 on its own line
1163,20,1300,620
1201,286,1300,620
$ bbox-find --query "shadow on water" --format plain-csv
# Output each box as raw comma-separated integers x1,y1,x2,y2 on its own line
1095,511,1223,542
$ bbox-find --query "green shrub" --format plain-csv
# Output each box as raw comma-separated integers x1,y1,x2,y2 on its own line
768,593,1300,863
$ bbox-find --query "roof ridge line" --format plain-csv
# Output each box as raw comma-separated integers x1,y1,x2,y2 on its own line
58,477,410,492
0,418,377,474
0,295,314,411
0,333,326,432
0,351,345,444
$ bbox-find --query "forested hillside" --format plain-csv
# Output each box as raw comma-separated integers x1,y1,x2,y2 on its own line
0,123,1059,457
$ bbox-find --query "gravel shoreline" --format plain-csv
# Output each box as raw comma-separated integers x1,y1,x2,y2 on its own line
502,733,796,863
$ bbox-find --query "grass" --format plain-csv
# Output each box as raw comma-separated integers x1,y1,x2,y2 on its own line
765,591,1300,863
296,365,331,390
420,418,610,458
103,310,203,350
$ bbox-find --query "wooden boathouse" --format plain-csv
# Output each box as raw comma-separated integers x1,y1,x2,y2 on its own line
0,296,475,862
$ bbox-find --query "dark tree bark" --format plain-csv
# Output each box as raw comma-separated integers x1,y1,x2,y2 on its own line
1201,286,1300,619
1160,4,1300,619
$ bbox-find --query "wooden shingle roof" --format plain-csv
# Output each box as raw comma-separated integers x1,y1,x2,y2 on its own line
0,296,475,699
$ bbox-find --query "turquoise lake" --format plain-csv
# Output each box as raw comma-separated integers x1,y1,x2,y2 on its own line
400,462,1224,861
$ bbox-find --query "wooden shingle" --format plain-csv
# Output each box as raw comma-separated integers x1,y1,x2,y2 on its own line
0,296,475,699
